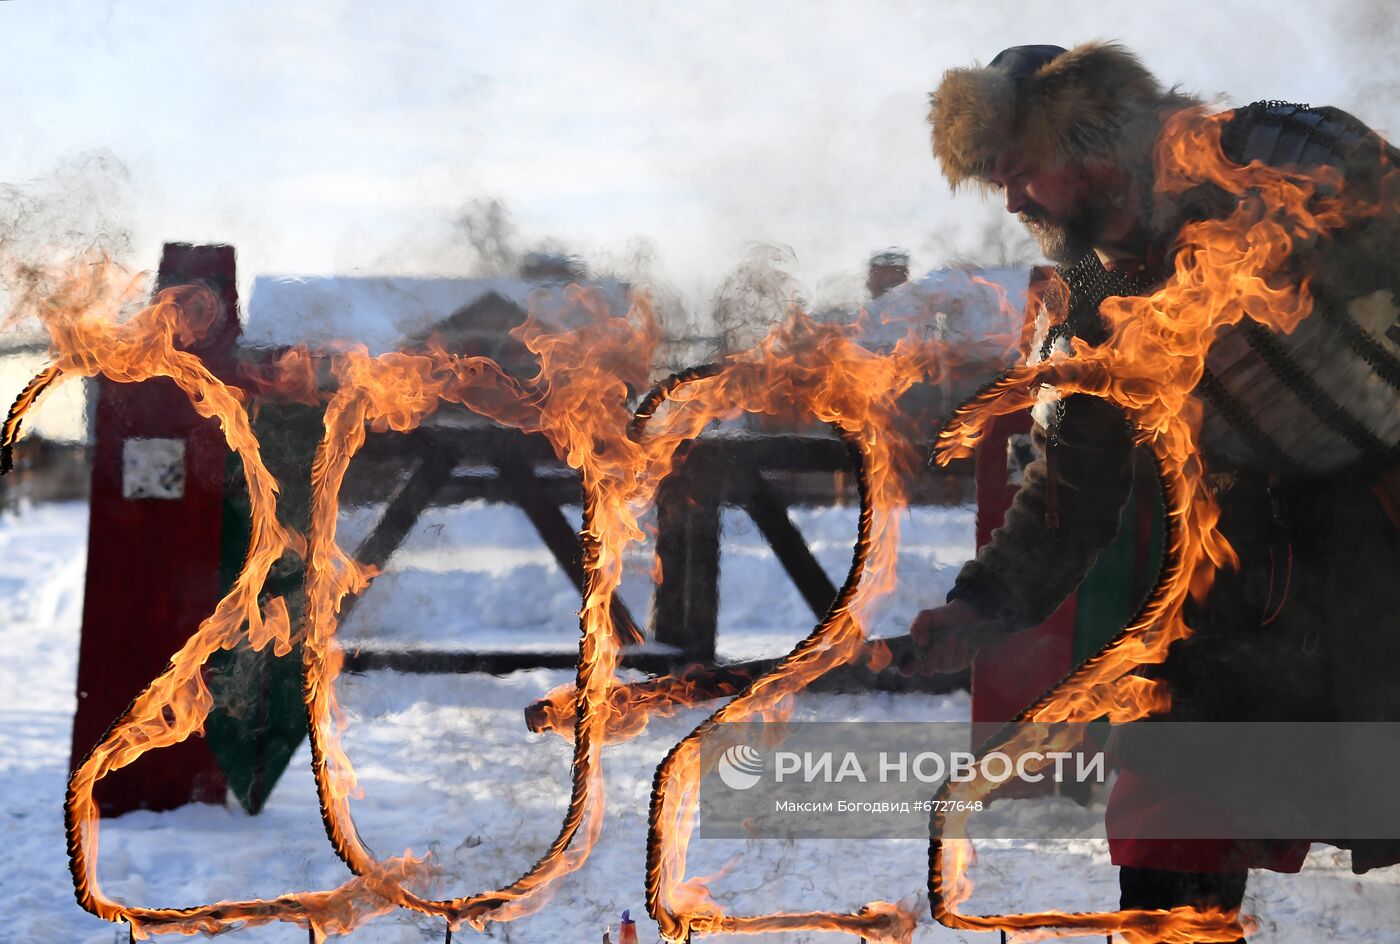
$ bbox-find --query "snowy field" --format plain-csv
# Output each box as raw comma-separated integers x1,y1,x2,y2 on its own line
2,500,1398,944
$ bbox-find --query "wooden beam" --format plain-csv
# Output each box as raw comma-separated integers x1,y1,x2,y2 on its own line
353,440,458,570
742,471,838,619
518,633,972,728
652,451,720,662
325,440,459,646
345,425,973,508
494,448,644,644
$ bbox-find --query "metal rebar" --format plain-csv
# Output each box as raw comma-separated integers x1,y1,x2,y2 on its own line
445,923,453,943
1,363,63,475
300,374,572,926
927,395,1198,940
637,364,878,941
522,621,1003,731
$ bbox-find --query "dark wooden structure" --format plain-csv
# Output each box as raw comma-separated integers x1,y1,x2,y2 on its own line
331,419,973,674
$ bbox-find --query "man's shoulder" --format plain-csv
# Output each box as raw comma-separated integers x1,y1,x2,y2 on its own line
1220,100,1391,172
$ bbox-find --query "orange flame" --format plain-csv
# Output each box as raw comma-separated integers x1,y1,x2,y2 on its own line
621,318,952,943
8,102,1366,944
9,257,434,940
10,260,674,936
293,286,672,930
300,344,553,929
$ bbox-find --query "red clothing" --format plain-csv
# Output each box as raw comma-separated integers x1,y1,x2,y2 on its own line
1107,769,1310,873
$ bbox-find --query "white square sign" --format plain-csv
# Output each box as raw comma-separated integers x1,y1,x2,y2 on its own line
122,437,186,500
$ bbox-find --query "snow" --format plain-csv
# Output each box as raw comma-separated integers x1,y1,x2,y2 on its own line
2,500,1398,943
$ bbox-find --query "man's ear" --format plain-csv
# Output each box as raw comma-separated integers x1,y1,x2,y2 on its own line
1080,158,1125,185
1080,159,1135,202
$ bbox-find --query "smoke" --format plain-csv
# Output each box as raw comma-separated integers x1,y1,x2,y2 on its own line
0,150,136,333
810,267,871,322
920,211,1040,271
453,197,521,278
0,150,133,262
1332,0,1400,130
449,198,691,352
588,234,691,359
709,244,803,356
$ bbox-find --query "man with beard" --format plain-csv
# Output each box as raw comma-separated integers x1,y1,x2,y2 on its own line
906,41,1400,934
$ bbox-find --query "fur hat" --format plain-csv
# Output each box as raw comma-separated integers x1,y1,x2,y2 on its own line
928,42,1171,189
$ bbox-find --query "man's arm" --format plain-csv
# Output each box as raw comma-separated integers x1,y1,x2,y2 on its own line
906,392,1137,673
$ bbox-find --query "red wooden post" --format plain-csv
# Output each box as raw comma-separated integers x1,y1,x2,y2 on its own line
70,244,240,814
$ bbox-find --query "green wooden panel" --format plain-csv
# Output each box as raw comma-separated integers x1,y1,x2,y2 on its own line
1070,449,1166,763
1072,451,1165,666
204,404,322,814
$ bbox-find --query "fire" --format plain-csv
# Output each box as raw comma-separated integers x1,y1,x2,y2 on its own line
424,313,943,939
5,101,1370,944
523,636,897,741
0,252,1114,943
1,362,63,473
1,257,430,939
2,260,676,936
300,343,553,930
921,104,1395,942
969,273,1041,362
611,319,951,943
297,287,672,930
524,285,1025,746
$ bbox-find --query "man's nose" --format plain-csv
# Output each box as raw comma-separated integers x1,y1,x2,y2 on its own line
1003,181,1029,214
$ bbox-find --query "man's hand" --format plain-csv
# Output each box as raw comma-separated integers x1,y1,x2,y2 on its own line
899,598,997,677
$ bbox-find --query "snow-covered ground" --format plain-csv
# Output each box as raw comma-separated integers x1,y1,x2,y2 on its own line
2,500,1398,944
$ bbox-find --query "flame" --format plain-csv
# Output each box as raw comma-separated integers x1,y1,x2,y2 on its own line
299,286,670,930
524,632,901,741
300,343,554,929
621,318,955,943
0,255,1059,942
968,273,1040,362
0,362,64,472
9,259,671,936
922,105,1396,941
526,663,756,741
6,256,434,939
8,103,1364,943
524,303,1022,746
12,261,1006,942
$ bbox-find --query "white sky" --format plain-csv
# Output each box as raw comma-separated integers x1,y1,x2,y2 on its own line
1,0,1397,315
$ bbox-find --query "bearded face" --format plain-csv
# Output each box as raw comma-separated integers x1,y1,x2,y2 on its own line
986,155,1129,265
1016,189,1118,265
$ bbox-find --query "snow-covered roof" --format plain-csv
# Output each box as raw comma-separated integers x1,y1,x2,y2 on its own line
859,265,1028,355
242,275,631,353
